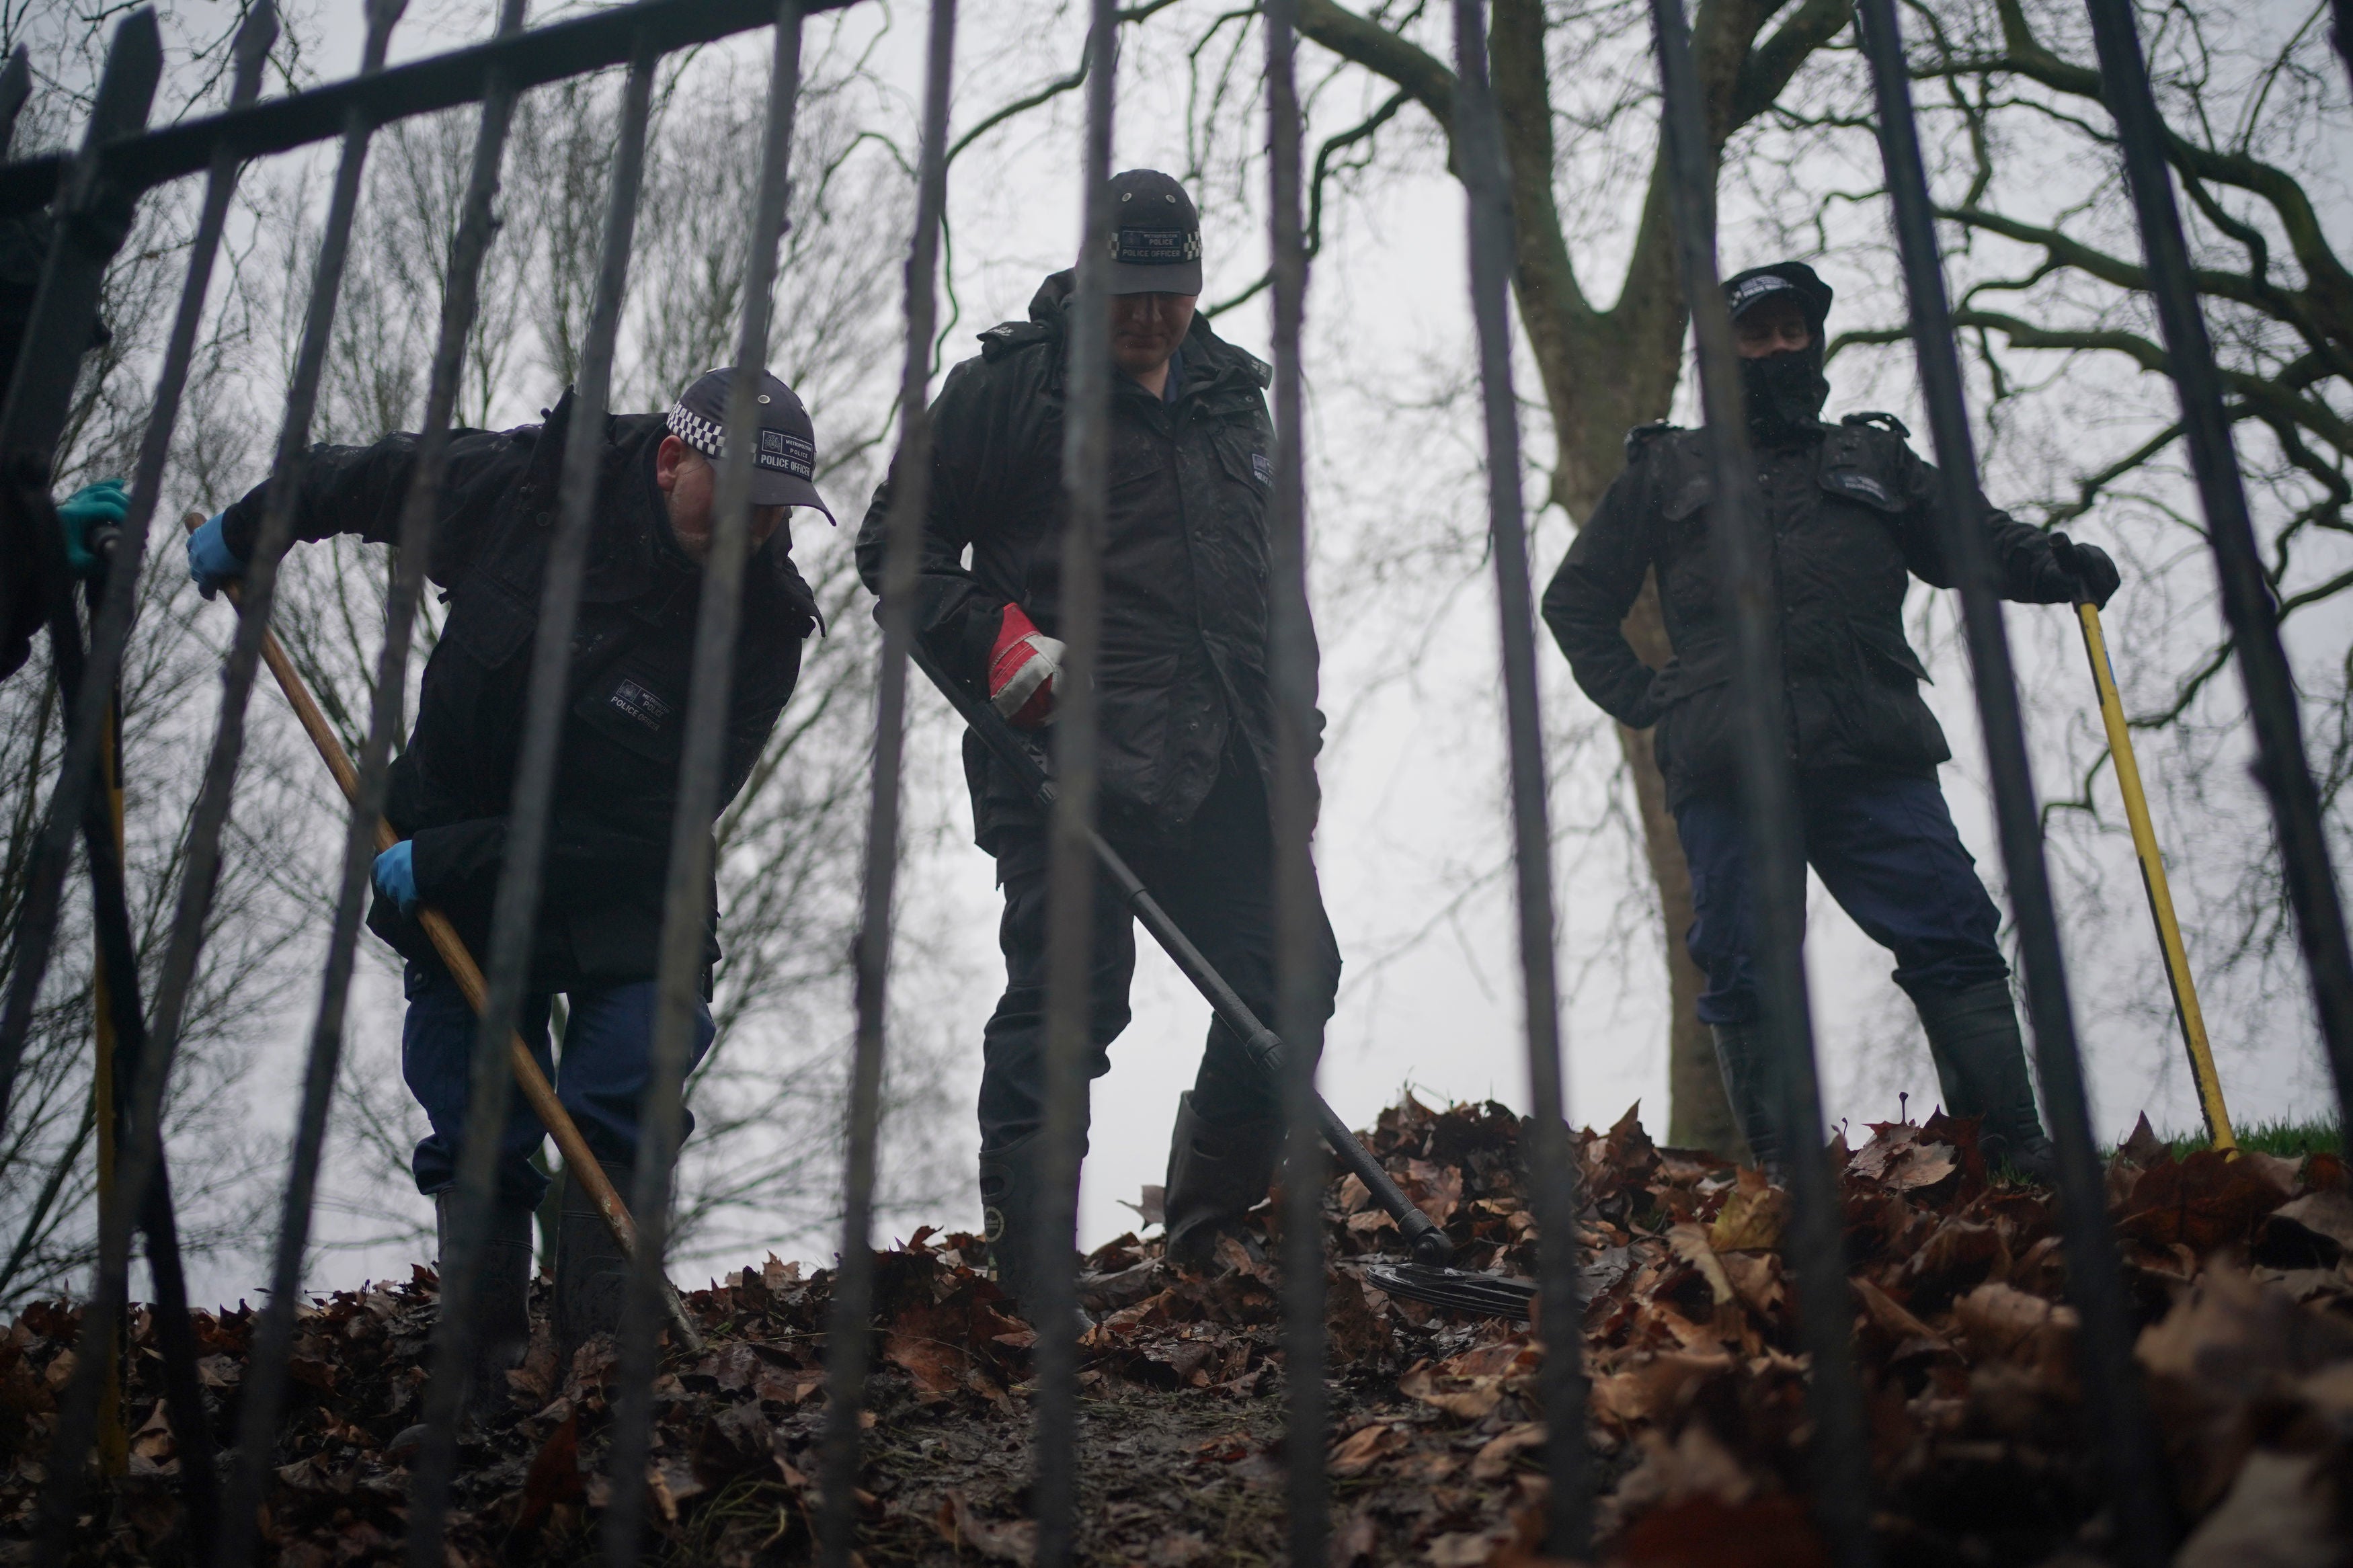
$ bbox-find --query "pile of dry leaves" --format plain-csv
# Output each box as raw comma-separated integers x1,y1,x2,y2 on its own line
5,1098,2352,1565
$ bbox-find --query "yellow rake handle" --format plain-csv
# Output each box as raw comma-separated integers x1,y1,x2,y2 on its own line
2076,600,2235,1151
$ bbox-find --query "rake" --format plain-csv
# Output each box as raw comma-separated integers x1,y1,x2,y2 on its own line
912,646,1536,1321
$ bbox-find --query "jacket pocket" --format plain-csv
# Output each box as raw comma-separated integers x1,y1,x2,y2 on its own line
1820,466,1903,513
442,577,536,669
1847,615,1933,684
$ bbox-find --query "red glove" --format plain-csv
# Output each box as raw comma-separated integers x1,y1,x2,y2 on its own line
988,604,1064,729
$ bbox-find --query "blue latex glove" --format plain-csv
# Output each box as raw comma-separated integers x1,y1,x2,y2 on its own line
186,511,246,600
57,479,129,578
372,840,420,915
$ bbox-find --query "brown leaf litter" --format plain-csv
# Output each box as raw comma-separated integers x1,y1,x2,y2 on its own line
5,1099,2352,1564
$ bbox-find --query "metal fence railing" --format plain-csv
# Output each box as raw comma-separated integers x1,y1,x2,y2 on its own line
0,0,2342,1562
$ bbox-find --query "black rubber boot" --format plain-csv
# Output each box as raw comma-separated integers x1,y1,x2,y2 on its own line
1710,1022,1788,1182
434,1190,535,1428
1915,979,2058,1182
1162,1091,1280,1272
554,1160,633,1370
978,1132,1086,1331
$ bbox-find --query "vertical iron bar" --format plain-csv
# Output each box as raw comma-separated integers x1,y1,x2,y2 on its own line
820,3,955,1565
602,7,805,1562
1447,2,1591,1555
1262,6,1330,1567
2077,0,2353,1122
1853,5,2173,1561
1644,2,1877,1563
1032,3,1117,1564
0,3,273,1157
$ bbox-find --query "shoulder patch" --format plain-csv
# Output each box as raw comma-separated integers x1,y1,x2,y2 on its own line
1624,419,1681,464
979,320,1054,362
1841,411,1911,439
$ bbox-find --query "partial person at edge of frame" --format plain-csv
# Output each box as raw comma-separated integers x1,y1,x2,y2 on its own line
0,209,131,684
1542,261,2120,1184
854,169,1342,1325
186,368,834,1423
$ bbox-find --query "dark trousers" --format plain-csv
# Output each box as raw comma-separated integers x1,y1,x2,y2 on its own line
401,962,715,1206
978,758,1343,1153
1673,769,2008,1027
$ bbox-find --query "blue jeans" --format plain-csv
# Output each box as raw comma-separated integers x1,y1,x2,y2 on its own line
401,962,715,1205
1673,770,2008,1026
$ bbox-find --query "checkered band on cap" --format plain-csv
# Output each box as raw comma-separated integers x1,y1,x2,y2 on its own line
1111,226,1201,264
666,400,725,459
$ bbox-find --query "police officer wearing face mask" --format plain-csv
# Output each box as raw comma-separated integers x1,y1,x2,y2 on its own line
1542,262,2121,1182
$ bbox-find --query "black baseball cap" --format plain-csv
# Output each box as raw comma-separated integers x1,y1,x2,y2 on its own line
1106,169,1203,296
665,367,834,520
1723,261,1833,329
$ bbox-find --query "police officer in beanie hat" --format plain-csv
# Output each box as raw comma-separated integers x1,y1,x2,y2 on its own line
189,367,829,1419
1542,260,2120,1182
855,169,1341,1320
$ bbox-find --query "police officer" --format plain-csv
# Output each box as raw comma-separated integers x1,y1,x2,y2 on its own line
189,368,830,1409
856,169,1342,1317
1543,262,2118,1180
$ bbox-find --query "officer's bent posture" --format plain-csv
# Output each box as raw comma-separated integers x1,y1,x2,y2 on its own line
1544,263,2119,1181
188,369,830,1413
856,169,1341,1318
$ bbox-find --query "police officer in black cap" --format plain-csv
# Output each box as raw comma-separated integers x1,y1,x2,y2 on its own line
192,367,829,1415
1543,261,2121,1182
856,169,1342,1318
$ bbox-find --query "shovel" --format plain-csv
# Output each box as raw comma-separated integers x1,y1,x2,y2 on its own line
910,646,1536,1320
188,514,705,1350
2073,595,2237,1151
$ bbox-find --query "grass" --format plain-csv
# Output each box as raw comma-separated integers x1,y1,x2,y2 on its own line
2157,1116,2342,1161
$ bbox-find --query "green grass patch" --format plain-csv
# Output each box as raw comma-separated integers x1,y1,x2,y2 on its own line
2157,1116,2342,1160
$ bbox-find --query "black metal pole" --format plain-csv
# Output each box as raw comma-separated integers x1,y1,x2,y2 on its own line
1852,3,2176,1560
820,3,955,1565
1031,7,1117,1563
2077,0,2353,1126
0,0,865,220
1263,5,1330,1565
1643,3,1878,1563
1448,2,1591,1553
602,7,806,1563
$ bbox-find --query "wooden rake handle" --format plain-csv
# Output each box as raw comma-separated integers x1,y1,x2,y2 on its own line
186,513,705,1352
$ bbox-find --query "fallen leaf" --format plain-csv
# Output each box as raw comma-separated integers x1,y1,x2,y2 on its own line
1708,1170,1786,1251
1328,1421,1404,1477
930,1491,1036,1564
1668,1224,1737,1305
2173,1449,2346,1568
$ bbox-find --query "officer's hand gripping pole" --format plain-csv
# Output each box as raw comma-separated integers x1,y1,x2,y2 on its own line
187,513,707,1350
910,647,1535,1318
2073,591,2237,1151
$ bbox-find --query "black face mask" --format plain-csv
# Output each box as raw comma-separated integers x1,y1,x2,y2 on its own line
1739,343,1828,444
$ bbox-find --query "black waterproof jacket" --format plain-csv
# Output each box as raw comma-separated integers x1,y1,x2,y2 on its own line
856,271,1314,850
218,397,821,988
1541,415,2077,807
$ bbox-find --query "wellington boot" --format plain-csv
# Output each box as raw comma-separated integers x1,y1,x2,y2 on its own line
1162,1092,1279,1272
978,1132,1088,1333
434,1191,535,1429
554,1161,634,1370
1916,980,2058,1183
1710,1022,1788,1183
